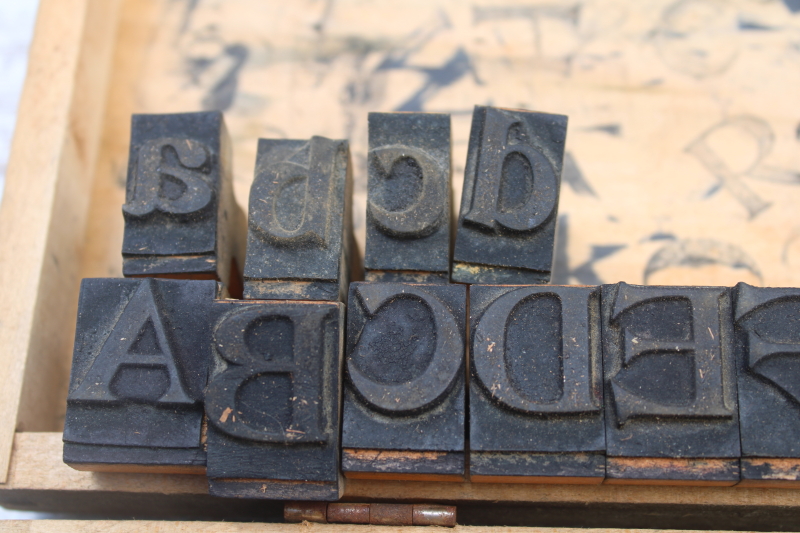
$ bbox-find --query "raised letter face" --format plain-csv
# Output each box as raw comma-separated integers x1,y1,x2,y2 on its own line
63,278,217,473
734,283,800,463
453,106,566,285
243,137,351,301
341,282,466,480
468,285,604,482
204,300,343,500
602,283,740,459
122,112,234,280
365,113,451,281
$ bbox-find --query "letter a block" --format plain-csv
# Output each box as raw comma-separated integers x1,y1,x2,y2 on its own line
63,278,217,473
243,137,352,301
365,112,451,283
602,283,740,485
452,106,566,285
734,283,800,487
469,285,605,483
122,112,243,287
341,283,466,481
205,300,344,500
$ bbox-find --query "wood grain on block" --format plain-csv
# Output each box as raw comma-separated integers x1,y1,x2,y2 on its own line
738,459,800,487
469,285,605,483
452,106,566,285
243,137,352,302
204,299,344,500
342,282,466,481
605,458,740,487
365,112,452,282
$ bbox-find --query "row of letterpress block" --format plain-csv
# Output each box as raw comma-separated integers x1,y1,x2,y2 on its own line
63,278,800,498
120,107,567,294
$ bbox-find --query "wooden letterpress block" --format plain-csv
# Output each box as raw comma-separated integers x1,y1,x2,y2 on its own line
243,137,352,301
205,300,343,500
63,278,217,473
365,112,451,283
452,106,566,285
341,282,466,481
122,112,244,289
734,283,800,487
602,282,740,485
469,285,605,484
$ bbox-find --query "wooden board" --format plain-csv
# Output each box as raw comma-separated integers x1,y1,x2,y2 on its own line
2,0,800,526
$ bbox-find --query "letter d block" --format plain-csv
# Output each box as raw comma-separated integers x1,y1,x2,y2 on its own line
469,285,605,483
452,106,566,284
243,137,352,301
122,112,243,288
602,283,740,485
205,300,343,500
63,278,217,473
734,283,800,487
365,112,451,283
342,283,466,481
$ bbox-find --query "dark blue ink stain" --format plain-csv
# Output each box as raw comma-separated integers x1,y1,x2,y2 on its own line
643,232,677,242
582,123,622,136
796,122,800,140
738,18,778,31
562,152,598,198
551,215,626,285
784,0,800,14
200,44,249,111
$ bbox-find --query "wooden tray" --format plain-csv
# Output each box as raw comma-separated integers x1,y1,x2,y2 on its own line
1,0,799,529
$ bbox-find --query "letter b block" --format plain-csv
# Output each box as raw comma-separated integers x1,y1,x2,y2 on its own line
63,278,217,473
205,300,343,500
365,112,451,283
602,283,740,485
243,137,352,301
452,106,566,284
734,283,800,487
342,283,466,480
469,285,605,483
122,112,242,286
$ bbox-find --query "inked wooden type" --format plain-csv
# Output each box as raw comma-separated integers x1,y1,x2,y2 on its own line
601,282,740,485
243,137,352,301
63,278,217,473
122,112,242,288
342,282,466,481
204,299,344,500
452,106,566,284
734,283,800,487
364,112,451,283
469,285,605,483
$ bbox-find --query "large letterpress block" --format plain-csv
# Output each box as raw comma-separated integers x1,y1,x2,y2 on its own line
365,112,451,283
601,283,740,485
734,283,800,487
122,112,243,289
452,106,566,285
243,137,352,301
63,278,217,473
341,282,466,481
469,285,605,483
205,300,343,500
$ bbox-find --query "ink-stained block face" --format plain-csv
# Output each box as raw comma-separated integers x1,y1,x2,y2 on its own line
341,282,466,480
364,112,451,283
469,285,605,483
452,106,566,285
63,278,217,473
205,300,344,500
601,283,740,485
122,112,238,284
243,137,352,301
734,283,800,486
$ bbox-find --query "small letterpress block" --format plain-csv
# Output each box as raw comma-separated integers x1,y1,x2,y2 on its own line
341,282,466,481
205,299,343,500
122,112,244,289
63,278,217,473
452,106,566,285
602,282,740,485
364,112,451,283
469,285,605,484
243,137,352,301
734,283,800,487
